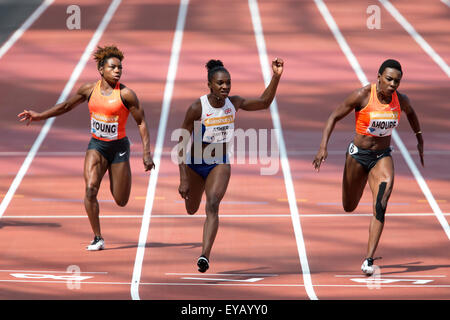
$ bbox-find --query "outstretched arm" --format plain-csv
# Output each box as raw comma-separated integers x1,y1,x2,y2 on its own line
122,87,155,172
17,82,94,125
233,58,284,111
398,92,424,167
312,86,369,171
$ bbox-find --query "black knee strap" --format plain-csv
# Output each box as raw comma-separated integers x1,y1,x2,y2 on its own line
375,182,387,223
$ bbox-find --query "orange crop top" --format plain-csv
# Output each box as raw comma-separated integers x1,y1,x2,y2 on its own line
88,80,129,141
355,84,401,137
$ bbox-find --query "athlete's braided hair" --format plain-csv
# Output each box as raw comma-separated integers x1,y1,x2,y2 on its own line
93,45,124,69
378,59,402,75
206,59,229,82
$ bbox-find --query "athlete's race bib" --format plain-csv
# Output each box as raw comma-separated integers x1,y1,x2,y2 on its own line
91,113,119,140
203,115,234,143
348,143,359,155
366,111,399,137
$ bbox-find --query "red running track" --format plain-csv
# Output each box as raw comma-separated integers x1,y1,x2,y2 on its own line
0,0,448,300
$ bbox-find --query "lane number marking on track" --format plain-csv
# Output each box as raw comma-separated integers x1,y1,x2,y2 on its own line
10,273,93,281
349,278,434,285
181,277,264,283
336,274,446,289
167,273,279,283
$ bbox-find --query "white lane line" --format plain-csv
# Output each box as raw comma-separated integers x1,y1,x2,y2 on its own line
1,213,450,219
0,0,54,60
336,275,446,278
313,0,368,85
181,277,264,283
0,270,107,274
314,0,450,240
125,282,450,288
0,279,449,288
6,198,442,205
6,150,450,157
249,0,318,301
442,0,450,8
0,0,122,219
5,149,450,157
166,273,278,276
379,0,450,77
2,149,450,157
130,0,189,301
391,132,450,240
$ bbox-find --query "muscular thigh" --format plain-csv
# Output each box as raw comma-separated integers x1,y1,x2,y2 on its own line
342,153,369,210
84,149,109,187
184,165,206,213
205,164,231,201
368,156,394,200
108,160,132,199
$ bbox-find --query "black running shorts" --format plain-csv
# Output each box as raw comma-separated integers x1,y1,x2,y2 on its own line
87,136,130,164
347,142,392,172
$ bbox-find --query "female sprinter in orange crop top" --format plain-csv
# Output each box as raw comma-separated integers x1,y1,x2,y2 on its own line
18,45,155,251
313,59,424,275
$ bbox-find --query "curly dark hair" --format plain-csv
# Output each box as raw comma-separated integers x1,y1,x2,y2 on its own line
93,45,124,69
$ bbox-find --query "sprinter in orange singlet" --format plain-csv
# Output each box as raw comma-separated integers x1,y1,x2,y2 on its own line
313,59,424,275
18,45,155,250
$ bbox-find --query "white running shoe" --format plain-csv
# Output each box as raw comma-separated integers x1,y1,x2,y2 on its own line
86,236,105,251
361,258,374,275
361,257,382,275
